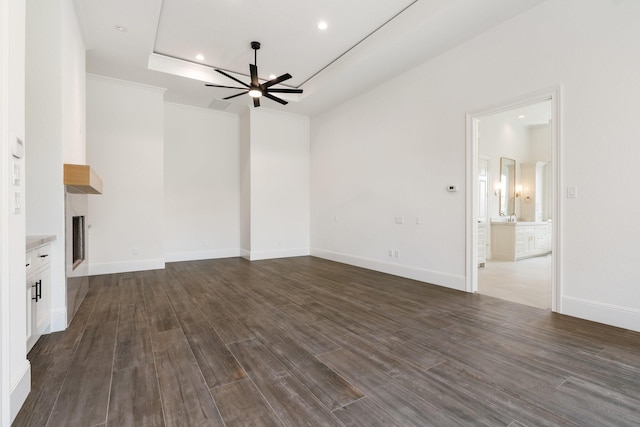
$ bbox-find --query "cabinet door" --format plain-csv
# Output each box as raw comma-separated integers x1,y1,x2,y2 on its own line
26,278,39,351
35,267,50,335
26,284,33,350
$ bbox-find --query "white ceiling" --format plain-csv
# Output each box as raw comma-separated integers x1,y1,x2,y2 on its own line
73,0,546,116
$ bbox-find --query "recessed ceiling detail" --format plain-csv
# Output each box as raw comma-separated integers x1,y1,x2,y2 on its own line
152,0,417,88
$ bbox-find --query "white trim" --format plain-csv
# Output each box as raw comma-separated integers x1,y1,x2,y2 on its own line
465,86,562,314
562,296,640,333
165,248,242,263
86,73,167,93
49,308,67,333
88,258,165,276
147,53,302,103
9,360,30,422
240,249,251,260
249,247,310,261
312,248,465,291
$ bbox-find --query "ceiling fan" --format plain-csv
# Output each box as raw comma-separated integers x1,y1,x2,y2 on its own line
205,41,303,107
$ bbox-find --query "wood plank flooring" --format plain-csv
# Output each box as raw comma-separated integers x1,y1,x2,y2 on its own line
13,256,640,426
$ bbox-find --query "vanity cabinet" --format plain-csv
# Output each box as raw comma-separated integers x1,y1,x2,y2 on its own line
26,243,51,351
477,222,487,267
491,222,551,261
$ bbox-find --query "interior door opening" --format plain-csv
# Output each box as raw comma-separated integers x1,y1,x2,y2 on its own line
466,89,561,312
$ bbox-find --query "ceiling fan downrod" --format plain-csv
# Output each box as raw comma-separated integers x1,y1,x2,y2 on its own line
251,41,260,67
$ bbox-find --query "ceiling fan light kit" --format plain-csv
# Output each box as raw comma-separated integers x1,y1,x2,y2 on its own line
205,41,303,107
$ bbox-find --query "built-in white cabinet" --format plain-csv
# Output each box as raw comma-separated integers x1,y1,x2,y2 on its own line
491,222,551,261
26,241,52,351
477,222,487,267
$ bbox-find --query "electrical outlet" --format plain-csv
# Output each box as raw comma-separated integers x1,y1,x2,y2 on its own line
132,247,139,256
388,249,393,257
394,250,399,258
416,216,422,225
395,216,404,224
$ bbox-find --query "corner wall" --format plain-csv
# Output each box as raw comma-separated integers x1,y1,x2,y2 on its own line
247,108,310,260
311,0,640,331
164,102,241,262
2,0,27,421
86,75,165,275
25,0,86,332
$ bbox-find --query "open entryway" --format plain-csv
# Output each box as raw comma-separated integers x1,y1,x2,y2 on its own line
466,88,561,312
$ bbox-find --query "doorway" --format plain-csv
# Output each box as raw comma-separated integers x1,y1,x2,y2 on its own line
466,89,561,312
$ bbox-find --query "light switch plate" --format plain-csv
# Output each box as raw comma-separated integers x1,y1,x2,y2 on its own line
11,137,24,159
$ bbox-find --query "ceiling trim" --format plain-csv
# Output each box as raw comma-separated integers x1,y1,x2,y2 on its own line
147,53,301,103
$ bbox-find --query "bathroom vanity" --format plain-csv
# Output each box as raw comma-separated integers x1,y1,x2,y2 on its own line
491,221,551,261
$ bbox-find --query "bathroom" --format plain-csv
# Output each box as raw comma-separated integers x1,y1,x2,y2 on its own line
477,99,553,309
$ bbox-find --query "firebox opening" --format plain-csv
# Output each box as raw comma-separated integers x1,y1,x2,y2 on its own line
72,215,85,269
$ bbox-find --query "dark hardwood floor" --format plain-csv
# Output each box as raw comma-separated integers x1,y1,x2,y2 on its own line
13,256,640,426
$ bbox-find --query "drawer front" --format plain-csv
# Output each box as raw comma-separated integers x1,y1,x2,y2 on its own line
30,246,51,271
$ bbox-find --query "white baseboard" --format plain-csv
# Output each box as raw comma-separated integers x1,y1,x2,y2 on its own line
562,296,640,333
311,248,465,291
49,308,67,332
249,247,310,261
10,361,30,424
240,249,251,260
165,248,242,263
89,258,165,276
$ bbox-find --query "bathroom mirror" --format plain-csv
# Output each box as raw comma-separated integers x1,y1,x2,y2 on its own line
499,157,516,216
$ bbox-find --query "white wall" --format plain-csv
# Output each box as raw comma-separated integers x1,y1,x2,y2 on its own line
86,75,165,275
248,108,310,260
478,114,531,220
311,0,640,331
25,0,86,332
164,103,241,262
239,109,251,256
60,0,86,164
1,0,28,421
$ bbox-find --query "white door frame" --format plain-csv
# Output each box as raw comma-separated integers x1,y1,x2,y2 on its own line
465,86,563,312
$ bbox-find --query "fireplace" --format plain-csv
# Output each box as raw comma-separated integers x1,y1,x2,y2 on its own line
72,215,85,269
65,192,89,326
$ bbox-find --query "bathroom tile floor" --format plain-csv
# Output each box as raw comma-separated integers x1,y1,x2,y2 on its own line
478,254,552,310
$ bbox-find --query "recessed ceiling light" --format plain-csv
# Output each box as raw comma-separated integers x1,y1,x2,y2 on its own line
114,25,127,32
195,54,205,61
317,21,328,31
518,115,525,119
269,74,276,80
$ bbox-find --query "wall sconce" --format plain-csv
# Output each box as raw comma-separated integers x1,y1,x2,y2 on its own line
494,182,502,196
515,185,523,198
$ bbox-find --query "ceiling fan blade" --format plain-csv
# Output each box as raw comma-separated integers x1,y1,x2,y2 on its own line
215,69,250,88
253,97,260,108
263,93,288,105
262,73,292,89
250,64,259,87
223,91,248,100
265,88,303,94
205,84,248,90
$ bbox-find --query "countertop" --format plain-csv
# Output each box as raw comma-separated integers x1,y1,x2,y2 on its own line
26,235,57,251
